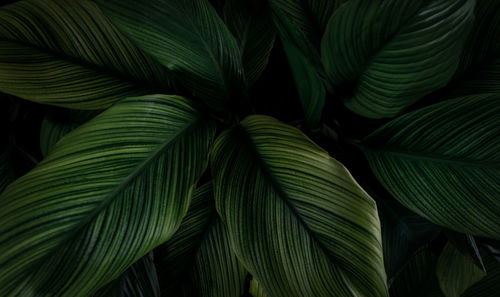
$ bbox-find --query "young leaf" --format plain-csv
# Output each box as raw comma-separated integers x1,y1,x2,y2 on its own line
211,115,388,297
93,253,160,297
99,0,245,112
321,0,475,118
436,243,486,297
360,94,500,239
0,0,172,109
155,182,247,297
0,95,215,297
224,0,276,86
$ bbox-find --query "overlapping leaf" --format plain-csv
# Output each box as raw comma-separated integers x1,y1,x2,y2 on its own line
0,148,13,194
99,0,245,112
436,243,486,297
156,183,247,297
322,0,475,118
0,0,172,109
0,95,215,297
211,115,388,297
360,94,500,239
224,0,276,86
462,247,500,297
249,278,268,297
40,116,80,157
93,253,160,297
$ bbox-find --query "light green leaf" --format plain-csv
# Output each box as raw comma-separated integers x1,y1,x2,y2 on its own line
436,243,486,297
98,0,245,112
211,115,388,297
360,94,500,238
156,182,247,297
224,0,276,86
0,0,172,109
249,277,268,297
93,252,160,297
389,247,444,297
321,0,475,118
0,95,215,297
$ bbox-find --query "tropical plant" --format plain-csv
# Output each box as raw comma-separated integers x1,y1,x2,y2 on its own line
0,0,499,296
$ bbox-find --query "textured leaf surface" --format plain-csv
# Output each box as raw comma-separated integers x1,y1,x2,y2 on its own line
40,116,80,157
462,247,500,297
389,247,444,297
224,0,276,86
249,278,268,297
436,243,486,297
211,115,388,297
0,95,215,297
379,200,441,280
0,0,172,109
99,0,245,112
0,149,13,194
93,253,160,297
156,183,247,297
361,94,500,239
322,0,475,118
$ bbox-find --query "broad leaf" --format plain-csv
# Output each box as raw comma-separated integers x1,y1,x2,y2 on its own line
436,243,486,297
0,0,172,109
224,0,276,86
447,57,500,97
0,95,215,297
321,0,474,118
99,0,245,112
389,247,444,297
379,200,441,281
444,231,485,272
156,183,247,297
249,278,268,297
93,253,160,297
40,116,80,157
462,247,500,297
360,94,500,239
211,115,388,297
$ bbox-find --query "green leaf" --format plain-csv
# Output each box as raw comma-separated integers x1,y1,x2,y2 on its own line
0,94,215,297
462,247,500,297
360,94,500,239
211,115,388,297
93,253,160,297
98,0,245,112
156,182,247,297
447,57,500,97
249,277,268,297
379,200,441,281
436,243,486,297
321,0,475,118
224,0,276,86
0,0,172,109
444,232,486,272
40,116,80,157
389,247,444,297
0,148,13,194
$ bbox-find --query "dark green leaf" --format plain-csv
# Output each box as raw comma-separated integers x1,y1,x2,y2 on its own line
0,95,215,296
0,0,172,109
99,0,245,112
360,94,500,239
40,116,80,157
211,115,388,297
462,247,500,297
321,0,474,118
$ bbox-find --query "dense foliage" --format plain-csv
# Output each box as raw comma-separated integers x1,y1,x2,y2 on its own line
0,0,499,296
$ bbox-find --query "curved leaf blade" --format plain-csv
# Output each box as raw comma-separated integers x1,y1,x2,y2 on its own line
99,0,245,112
211,115,388,297
462,247,500,297
360,94,500,238
156,182,247,297
249,278,268,297
0,0,172,109
40,116,80,157
0,95,215,297
322,0,475,118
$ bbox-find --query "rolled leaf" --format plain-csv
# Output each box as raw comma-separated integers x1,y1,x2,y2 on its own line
0,95,215,297
156,183,247,297
321,0,475,118
360,94,500,238
0,0,172,109
211,115,388,297
98,0,245,112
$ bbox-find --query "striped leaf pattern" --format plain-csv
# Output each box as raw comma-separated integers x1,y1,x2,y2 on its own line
249,278,269,297
0,148,13,194
156,183,247,297
0,0,173,109
360,94,500,239
98,0,245,112
93,253,160,297
321,0,475,118
436,243,486,297
462,247,500,297
40,115,80,157
0,95,215,297
211,115,388,297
